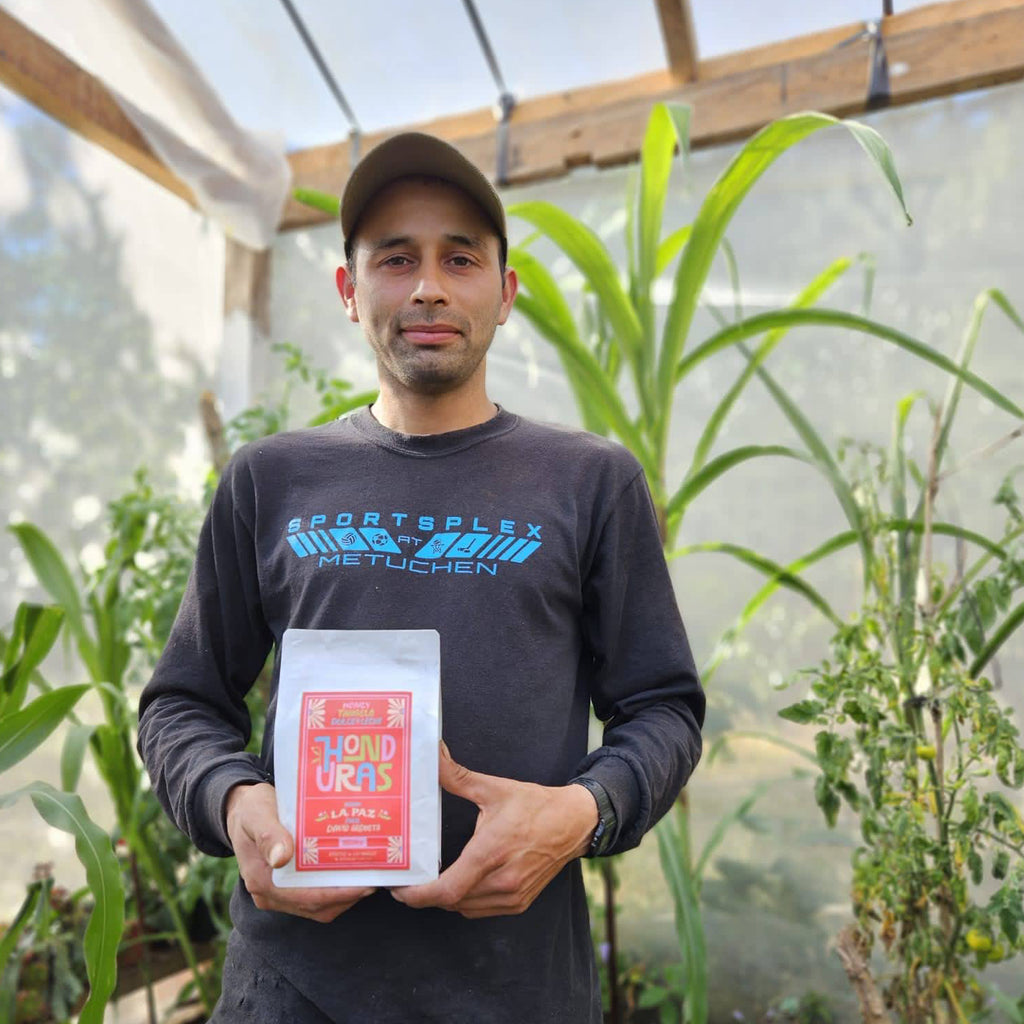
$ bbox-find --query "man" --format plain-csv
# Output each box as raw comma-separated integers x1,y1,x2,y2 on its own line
138,132,705,1023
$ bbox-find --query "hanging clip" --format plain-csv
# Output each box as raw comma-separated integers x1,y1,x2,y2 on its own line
494,92,516,187
834,17,891,110
863,19,891,109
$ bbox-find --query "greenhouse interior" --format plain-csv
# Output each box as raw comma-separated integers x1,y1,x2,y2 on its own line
2,1,1024,1022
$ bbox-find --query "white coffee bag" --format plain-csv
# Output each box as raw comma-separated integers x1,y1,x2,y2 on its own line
272,628,440,888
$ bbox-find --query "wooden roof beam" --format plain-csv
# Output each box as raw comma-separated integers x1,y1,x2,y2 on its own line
655,0,699,82
283,0,1024,231
0,7,195,207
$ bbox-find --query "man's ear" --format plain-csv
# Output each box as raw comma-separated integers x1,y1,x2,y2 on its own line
496,267,518,326
336,265,359,323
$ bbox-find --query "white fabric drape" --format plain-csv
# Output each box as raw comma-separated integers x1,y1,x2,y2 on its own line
6,0,290,249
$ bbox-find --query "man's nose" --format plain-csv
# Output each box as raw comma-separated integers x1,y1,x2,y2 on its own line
411,263,449,304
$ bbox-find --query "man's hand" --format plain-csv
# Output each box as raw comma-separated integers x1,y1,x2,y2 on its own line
225,782,375,923
391,743,598,919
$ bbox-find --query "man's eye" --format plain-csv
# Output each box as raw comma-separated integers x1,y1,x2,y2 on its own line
449,255,474,267
383,255,411,267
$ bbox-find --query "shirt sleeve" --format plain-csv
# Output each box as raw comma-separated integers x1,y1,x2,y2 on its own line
136,449,275,857
572,467,706,855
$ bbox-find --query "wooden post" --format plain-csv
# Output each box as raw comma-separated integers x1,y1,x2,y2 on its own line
655,0,699,82
221,239,272,421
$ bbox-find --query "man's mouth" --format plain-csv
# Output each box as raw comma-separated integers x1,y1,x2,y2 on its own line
401,324,461,344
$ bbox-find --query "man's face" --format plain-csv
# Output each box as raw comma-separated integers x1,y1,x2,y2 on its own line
336,178,517,396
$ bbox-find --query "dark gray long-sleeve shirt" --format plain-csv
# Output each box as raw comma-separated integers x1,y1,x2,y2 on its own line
137,404,705,1023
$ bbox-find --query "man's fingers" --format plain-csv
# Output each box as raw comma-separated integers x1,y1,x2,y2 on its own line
392,838,494,910
438,743,491,804
257,886,376,921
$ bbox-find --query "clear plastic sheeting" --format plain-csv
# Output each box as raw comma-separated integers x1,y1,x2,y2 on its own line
2,0,290,249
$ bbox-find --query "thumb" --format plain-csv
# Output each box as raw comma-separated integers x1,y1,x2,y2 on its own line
264,829,294,870
438,741,489,804
242,788,293,869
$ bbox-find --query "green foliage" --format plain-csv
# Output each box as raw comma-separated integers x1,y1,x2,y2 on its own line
503,102,1017,570
767,991,834,1024
0,874,91,1024
633,961,689,1023
2,341,373,1017
0,793,122,1024
779,419,1024,1020
0,685,90,774
223,341,377,453
0,601,121,1024
511,100,924,1024
100,470,201,667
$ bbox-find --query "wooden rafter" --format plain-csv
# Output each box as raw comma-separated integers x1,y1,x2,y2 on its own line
283,0,1024,230
655,0,699,82
3,0,1022,238
0,6,195,206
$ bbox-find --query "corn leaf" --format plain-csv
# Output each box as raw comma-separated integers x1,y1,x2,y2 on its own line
913,289,1024,526
61,722,97,793
676,308,1024,422
0,884,43,1022
0,784,124,1024
514,294,608,436
638,103,691,338
968,601,1024,678
0,685,90,773
293,187,340,217
656,223,692,278
656,112,912,453
510,245,582,345
506,288,655,474
720,236,743,322
0,604,64,715
689,256,857,476
694,780,773,881
739,345,873,578
655,807,708,1023
891,392,929,671
308,390,379,426
667,540,841,627
8,524,100,678
667,445,811,522
507,201,645,387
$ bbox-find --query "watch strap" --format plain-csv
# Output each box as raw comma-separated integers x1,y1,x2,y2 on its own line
569,776,617,857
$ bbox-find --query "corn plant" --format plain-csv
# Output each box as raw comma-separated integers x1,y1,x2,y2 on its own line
0,602,123,1024
7,494,217,1017
293,111,1024,1020
1,346,375,1020
504,103,1024,1023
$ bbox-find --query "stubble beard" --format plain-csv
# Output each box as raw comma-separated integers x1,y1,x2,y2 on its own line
374,315,495,396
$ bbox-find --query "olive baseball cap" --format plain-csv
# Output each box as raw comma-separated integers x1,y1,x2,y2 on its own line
340,132,507,249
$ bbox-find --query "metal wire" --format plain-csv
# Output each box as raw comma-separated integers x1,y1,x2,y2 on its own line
460,0,516,184
277,0,361,134
461,0,509,95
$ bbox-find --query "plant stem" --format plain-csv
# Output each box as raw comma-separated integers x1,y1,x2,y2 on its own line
943,979,970,1024
975,827,1024,855
601,859,621,1024
128,851,158,1024
131,830,214,1014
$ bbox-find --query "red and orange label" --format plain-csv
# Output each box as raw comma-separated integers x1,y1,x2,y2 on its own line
296,691,411,872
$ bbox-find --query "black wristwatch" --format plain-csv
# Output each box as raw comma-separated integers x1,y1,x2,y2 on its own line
569,777,617,857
